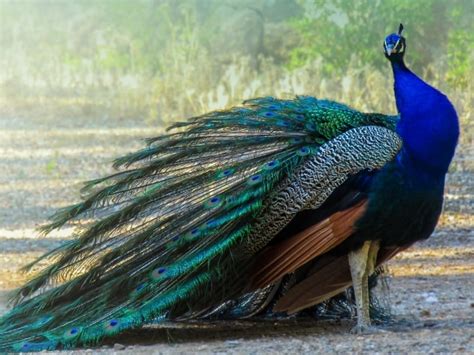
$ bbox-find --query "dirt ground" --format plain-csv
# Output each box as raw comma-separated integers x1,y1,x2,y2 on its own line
0,108,473,354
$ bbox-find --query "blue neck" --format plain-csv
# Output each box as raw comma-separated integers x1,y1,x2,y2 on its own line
391,58,459,181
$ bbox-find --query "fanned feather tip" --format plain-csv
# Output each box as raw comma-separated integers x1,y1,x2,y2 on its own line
0,96,398,351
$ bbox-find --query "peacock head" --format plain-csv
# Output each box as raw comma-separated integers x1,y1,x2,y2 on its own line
383,24,406,60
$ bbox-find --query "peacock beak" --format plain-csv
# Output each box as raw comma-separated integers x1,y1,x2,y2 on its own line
384,39,400,56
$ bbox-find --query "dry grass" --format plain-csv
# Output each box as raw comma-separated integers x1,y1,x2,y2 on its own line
1,51,472,142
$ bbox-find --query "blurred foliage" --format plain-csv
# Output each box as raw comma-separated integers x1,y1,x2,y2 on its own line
289,0,474,88
0,0,472,143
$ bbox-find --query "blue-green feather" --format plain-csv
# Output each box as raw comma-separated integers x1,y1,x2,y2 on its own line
0,96,397,352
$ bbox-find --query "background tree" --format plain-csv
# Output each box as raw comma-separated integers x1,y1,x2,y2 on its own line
289,0,473,87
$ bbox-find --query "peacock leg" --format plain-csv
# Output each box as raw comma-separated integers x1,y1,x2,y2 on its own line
366,240,380,276
348,240,372,333
365,239,380,312
366,240,382,320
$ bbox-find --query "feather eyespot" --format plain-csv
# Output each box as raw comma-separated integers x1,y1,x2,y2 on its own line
185,228,201,240
104,319,120,331
205,196,223,208
151,267,167,280
295,114,305,121
276,120,290,127
268,105,278,110
296,146,311,156
217,168,235,179
263,160,280,170
264,111,275,117
16,340,55,352
131,283,146,297
247,174,263,185
64,327,81,339
206,219,217,228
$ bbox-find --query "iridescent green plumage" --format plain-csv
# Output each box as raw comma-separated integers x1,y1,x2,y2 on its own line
0,96,399,352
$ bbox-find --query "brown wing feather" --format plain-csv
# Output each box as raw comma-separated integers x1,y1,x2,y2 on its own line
250,200,368,289
273,245,409,314
273,254,351,313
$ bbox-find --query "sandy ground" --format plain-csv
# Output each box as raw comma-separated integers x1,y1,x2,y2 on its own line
0,109,473,354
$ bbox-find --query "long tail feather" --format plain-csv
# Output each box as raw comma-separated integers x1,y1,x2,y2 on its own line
0,96,399,351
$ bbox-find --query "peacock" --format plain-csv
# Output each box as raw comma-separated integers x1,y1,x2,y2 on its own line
0,24,459,351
